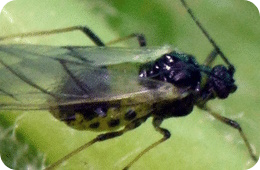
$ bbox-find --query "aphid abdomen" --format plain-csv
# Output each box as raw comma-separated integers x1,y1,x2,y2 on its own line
50,101,153,131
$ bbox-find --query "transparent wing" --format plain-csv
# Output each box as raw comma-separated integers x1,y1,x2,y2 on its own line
0,44,183,110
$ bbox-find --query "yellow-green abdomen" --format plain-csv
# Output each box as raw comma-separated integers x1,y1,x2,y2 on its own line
50,101,153,131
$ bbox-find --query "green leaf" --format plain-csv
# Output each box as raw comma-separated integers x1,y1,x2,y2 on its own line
0,0,259,170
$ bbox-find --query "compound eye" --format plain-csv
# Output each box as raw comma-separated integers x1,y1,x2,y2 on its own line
212,65,237,99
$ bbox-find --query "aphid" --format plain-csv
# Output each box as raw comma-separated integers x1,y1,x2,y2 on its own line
0,0,258,169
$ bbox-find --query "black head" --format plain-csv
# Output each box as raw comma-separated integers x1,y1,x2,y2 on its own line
200,65,237,100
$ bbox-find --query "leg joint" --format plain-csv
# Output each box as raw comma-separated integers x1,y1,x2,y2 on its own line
163,129,171,139
96,131,122,141
227,119,241,131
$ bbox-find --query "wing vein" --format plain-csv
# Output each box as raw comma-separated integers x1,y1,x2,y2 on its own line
58,59,91,93
0,58,57,98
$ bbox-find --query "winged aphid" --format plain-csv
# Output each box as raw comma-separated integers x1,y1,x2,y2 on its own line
0,0,258,169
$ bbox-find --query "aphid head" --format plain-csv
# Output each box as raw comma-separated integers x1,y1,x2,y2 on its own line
200,65,237,101
139,51,201,91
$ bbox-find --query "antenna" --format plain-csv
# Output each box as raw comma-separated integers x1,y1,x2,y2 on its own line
180,0,235,75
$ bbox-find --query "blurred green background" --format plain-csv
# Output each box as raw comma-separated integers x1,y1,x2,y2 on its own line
0,0,259,169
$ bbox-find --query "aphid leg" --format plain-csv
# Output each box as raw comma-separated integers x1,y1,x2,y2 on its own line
45,115,150,170
204,48,218,67
106,33,146,47
0,26,105,46
44,131,125,170
123,117,170,170
202,105,258,162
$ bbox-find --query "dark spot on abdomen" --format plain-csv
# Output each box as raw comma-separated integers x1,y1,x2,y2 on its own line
124,110,137,121
108,119,120,127
89,122,100,129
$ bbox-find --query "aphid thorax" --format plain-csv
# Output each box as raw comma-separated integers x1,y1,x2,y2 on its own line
139,51,237,117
